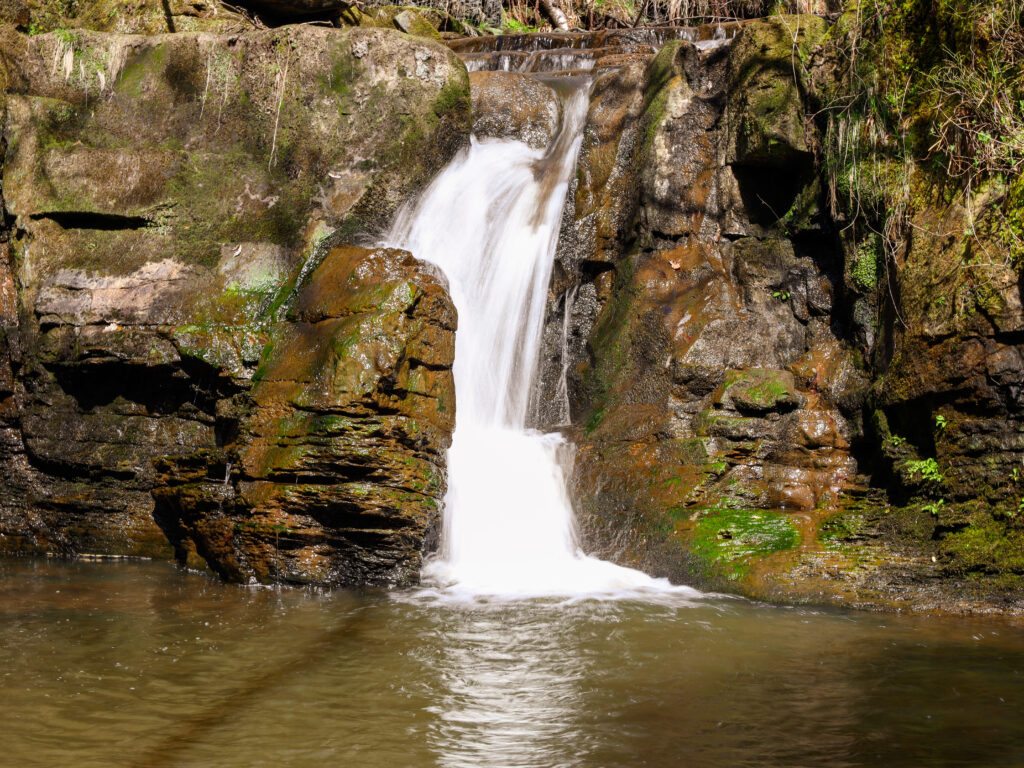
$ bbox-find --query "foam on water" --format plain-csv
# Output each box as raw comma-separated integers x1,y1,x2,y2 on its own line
387,79,699,600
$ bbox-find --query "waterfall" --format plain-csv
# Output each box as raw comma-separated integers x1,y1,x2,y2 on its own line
553,283,578,428
387,78,696,599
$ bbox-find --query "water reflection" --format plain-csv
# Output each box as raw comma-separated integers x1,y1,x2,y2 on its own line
426,603,595,767
2,559,1024,768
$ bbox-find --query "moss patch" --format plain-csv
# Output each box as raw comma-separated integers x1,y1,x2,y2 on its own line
690,508,800,580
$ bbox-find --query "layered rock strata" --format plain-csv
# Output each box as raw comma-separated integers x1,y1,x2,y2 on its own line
0,24,467,585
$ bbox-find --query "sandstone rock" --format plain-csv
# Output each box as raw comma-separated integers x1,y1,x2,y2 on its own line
0,24,468,585
726,15,828,168
542,19,863,594
155,245,456,586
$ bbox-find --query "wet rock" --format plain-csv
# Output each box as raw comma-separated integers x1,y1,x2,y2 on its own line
544,14,1024,613
155,246,456,586
543,17,864,597
0,24,468,585
717,369,801,414
469,71,561,149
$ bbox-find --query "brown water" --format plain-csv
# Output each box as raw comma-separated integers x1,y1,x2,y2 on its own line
3,559,1024,768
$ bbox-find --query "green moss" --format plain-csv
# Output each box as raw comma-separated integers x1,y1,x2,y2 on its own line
1002,174,1024,268
584,407,606,434
819,511,868,547
326,49,362,108
851,236,880,292
677,437,709,465
637,40,687,156
433,78,470,121
579,256,640,431
691,508,800,580
716,369,797,414
116,43,170,100
939,515,1024,576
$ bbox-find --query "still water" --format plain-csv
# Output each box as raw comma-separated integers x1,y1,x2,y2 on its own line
2,558,1023,768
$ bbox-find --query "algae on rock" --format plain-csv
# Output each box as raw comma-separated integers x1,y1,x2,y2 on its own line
0,24,468,586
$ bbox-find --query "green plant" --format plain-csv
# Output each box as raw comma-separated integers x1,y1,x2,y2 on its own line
54,27,75,46
889,434,907,447
501,13,539,33
923,498,945,516
935,414,948,430
822,0,1024,278
771,289,791,301
850,238,880,292
905,457,946,483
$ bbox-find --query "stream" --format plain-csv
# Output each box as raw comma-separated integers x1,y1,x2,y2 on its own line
3,558,1023,767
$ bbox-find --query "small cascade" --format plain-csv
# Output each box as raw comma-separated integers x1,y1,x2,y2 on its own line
449,22,742,73
553,284,578,427
387,69,695,598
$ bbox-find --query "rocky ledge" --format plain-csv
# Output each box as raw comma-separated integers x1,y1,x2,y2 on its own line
0,24,467,585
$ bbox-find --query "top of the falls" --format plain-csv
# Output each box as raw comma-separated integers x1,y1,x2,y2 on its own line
446,22,744,54
448,22,743,75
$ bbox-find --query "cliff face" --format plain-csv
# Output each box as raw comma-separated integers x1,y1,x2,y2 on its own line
0,24,467,585
529,17,869,596
521,12,1024,614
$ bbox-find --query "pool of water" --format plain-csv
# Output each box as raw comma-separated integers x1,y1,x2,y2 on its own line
3,558,1023,767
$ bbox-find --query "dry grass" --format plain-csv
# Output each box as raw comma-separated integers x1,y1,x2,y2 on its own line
503,0,841,31
924,0,1024,180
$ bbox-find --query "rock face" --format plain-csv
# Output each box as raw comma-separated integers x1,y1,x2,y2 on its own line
2,0,254,34
235,0,501,28
543,17,862,585
469,70,561,149
1,8,1021,612
154,245,456,585
517,15,1023,614
0,24,468,585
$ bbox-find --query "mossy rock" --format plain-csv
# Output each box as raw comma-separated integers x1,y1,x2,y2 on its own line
719,368,800,414
727,14,829,168
690,508,800,581
4,0,252,34
337,4,465,39
939,513,1024,577
0,25,468,588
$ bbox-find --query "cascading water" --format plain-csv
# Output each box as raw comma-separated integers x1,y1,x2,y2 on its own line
388,77,697,599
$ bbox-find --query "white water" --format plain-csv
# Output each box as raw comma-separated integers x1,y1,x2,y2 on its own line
387,79,698,599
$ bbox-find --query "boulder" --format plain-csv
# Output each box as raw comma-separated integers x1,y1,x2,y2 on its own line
469,70,560,149
154,245,456,586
